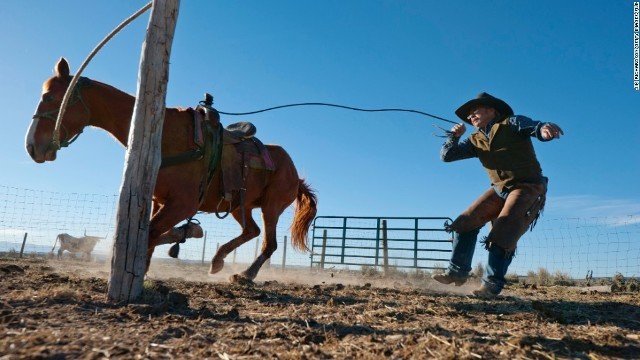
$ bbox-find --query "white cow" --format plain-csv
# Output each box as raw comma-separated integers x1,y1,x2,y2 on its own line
51,232,103,260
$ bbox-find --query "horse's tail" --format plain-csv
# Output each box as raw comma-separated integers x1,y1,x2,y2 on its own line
290,178,318,252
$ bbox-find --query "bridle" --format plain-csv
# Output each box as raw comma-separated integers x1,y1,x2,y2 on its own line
31,77,93,150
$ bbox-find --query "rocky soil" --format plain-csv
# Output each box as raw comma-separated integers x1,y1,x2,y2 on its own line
1,256,639,359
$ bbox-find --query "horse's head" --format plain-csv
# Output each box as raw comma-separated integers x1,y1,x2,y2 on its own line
26,58,91,163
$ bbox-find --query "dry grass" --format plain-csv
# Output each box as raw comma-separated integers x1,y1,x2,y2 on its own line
1,255,639,359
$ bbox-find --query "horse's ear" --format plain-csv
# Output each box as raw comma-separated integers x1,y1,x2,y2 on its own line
55,57,70,78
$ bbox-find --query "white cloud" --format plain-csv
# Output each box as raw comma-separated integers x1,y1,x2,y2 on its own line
545,195,640,224
0,228,28,236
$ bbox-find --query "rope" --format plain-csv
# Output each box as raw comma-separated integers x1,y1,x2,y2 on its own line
52,2,153,150
217,102,458,125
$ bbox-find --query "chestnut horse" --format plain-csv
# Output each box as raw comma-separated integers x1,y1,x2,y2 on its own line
26,58,317,283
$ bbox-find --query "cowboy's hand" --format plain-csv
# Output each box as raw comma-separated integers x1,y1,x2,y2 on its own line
451,123,466,138
541,123,564,140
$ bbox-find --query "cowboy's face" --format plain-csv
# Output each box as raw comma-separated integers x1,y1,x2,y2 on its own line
467,106,496,128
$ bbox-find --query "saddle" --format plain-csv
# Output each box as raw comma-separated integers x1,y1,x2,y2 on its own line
178,95,275,212
220,121,275,205
162,94,275,257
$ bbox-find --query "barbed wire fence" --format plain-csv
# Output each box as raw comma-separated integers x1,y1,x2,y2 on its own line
0,185,309,269
1,184,638,279
510,216,640,279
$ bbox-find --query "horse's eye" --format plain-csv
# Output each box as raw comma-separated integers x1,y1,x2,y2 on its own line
42,94,54,103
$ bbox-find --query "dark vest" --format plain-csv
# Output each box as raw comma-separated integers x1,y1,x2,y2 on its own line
469,118,542,192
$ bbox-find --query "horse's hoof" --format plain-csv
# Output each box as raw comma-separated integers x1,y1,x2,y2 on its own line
209,259,224,274
229,274,254,286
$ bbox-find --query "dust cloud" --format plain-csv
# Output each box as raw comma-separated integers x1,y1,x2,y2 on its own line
46,256,476,296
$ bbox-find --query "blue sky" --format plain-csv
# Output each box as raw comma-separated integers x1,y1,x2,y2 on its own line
1,0,639,224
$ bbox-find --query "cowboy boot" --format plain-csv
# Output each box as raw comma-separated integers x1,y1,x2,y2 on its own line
472,285,500,298
432,272,468,286
474,242,514,297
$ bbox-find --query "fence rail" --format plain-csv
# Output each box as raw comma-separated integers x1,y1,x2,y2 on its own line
311,216,453,271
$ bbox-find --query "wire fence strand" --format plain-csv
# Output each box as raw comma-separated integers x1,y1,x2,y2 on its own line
0,185,638,279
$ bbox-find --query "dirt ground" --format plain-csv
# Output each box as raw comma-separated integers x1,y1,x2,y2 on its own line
1,255,639,359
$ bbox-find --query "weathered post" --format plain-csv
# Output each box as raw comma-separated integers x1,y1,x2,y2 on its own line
19,233,28,258
201,231,207,264
254,238,259,259
320,229,327,270
108,0,180,302
281,236,288,271
382,220,389,278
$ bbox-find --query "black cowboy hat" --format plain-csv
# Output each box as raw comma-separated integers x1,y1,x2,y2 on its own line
455,92,514,123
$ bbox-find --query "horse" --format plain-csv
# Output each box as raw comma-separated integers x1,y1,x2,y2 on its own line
26,57,317,283
51,232,102,260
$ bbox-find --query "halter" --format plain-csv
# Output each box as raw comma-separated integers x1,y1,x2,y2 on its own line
31,77,92,149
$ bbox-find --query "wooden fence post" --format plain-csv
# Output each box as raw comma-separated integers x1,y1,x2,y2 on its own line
108,0,180,302
254,237,259,258
201,231,207,264
281,236,287,271
19,233,28,258
320,229,327,270
382,219,389,278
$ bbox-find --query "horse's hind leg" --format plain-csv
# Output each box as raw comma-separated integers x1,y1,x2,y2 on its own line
209,207,260,276
231,205,284,283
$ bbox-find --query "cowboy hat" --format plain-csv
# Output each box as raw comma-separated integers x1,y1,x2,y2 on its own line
455,92,514,123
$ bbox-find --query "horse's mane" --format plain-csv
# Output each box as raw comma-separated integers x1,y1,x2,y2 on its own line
90,79,188,114
90,79,135,99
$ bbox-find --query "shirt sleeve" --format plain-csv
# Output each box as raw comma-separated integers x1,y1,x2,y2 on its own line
440,134,477,162
508,115,552,142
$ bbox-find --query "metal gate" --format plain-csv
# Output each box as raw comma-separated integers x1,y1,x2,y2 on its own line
310,216,453,271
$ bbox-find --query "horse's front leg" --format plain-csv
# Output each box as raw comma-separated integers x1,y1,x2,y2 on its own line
209,207,260,277
145,200,164,272
146,198,199,273
153,222,204,247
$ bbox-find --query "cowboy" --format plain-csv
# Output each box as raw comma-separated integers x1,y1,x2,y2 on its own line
432,92,564,297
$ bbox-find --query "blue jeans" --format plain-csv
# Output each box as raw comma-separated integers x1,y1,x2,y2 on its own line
446,185,515,294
